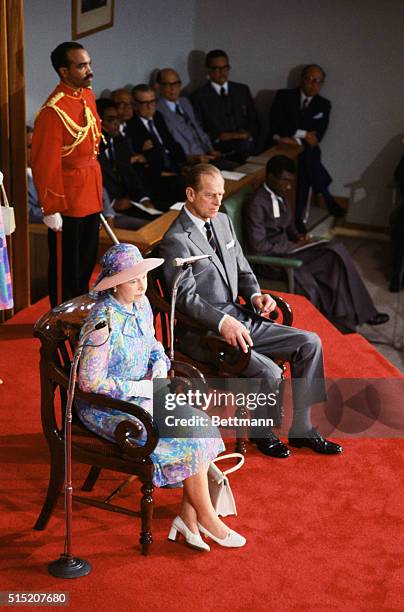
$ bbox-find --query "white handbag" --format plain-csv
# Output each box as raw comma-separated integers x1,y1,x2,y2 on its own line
0,183,16,236
208,452,245,517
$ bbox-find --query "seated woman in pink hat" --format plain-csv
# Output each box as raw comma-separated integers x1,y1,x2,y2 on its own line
76,243,245,551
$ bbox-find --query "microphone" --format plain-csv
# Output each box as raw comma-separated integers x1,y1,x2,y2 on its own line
172,254,212,268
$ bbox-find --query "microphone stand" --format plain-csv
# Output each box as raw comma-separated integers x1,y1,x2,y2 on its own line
48,320,107,578
169,267,189,364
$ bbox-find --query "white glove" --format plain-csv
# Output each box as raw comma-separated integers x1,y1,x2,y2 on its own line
131,379,153,398
0,171,3,186
152,360,168,379
43,213,63,231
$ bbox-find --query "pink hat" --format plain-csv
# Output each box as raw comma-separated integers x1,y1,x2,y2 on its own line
92,243,164,292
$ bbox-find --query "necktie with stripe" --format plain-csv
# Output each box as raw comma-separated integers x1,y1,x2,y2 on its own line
204,221,223,263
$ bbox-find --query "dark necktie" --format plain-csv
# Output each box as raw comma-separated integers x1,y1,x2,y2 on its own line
148,119,175,172
204,221,223,263
302,97,310,110
107,138,115,161
220,86,226,97
107,138,118,175
175,103,184,116
147,119,161,147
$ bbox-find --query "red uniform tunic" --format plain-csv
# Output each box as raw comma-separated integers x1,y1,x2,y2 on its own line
31,82,102,217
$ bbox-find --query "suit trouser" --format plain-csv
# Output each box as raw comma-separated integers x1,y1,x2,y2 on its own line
236,314,327,435
296,146,332,227
48,213,100,308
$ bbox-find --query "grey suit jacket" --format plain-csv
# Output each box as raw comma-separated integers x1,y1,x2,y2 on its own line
156,97,212,156
160,209,260,340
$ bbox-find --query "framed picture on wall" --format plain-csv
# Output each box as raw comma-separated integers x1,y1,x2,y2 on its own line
72,0,114,40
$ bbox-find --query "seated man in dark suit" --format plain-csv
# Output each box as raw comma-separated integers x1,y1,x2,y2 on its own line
191,50,258,164
111,88,136,149
155,68,223,166
160,163,343,459
244,155,389,333
269,64,345,233
96,98,159,229
126,84,186,211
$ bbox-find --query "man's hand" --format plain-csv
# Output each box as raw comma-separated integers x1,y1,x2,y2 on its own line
252,294,277,315
305,131,318,147
220,315,253,353
142,139,154,151
113,198,131,212
43,213,63,232
131,153,147,164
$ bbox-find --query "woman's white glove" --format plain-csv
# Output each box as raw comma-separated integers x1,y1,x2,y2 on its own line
43,213,63,231
130,379,153,398
152,360,168,379
0,171,3,186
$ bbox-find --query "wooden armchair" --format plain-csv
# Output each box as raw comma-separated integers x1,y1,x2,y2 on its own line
33,293,205,555
146,249,294,452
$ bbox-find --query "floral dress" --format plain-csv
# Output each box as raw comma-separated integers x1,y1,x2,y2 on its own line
76,293,224,487
0,208,13,310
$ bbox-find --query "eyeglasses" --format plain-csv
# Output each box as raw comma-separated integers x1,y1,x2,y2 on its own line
209,64,231,72
135,98,157,106
161,80,182,87
303,76,324,85
116,101,133,108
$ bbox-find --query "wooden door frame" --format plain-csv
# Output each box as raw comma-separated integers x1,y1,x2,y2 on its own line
0,0,29,313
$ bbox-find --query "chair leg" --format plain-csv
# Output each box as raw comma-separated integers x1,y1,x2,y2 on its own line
33,459,64,531
139,481,154,555
286,268,295,294
235,405,248,455
81,466,101,492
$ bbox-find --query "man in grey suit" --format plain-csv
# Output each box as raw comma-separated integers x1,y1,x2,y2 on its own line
160,164,343,458
155,68,221,166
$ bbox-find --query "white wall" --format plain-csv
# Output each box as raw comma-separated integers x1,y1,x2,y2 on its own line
193,0,404,226
25,0,195,121
24,0,404,227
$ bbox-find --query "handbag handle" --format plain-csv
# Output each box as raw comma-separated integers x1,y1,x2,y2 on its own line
211,452,245,476
0,183,10,208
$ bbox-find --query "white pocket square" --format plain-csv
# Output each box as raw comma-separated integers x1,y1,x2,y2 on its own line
313,112,324,119
226,239,235,249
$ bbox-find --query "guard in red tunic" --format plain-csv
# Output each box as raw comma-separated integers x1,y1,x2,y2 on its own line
31,42,103,307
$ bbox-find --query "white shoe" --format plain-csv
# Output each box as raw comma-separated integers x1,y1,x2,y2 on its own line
197,522,246,548
168,516,210,551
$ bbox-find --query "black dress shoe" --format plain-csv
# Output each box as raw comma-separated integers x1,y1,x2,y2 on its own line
254,434,291,458
288,427,343,454
366,312,390,326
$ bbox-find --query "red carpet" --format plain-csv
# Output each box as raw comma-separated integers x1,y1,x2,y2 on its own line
0,295,403,612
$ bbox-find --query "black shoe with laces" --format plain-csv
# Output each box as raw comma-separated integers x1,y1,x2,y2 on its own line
253,433,291,458
288,427,343,454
